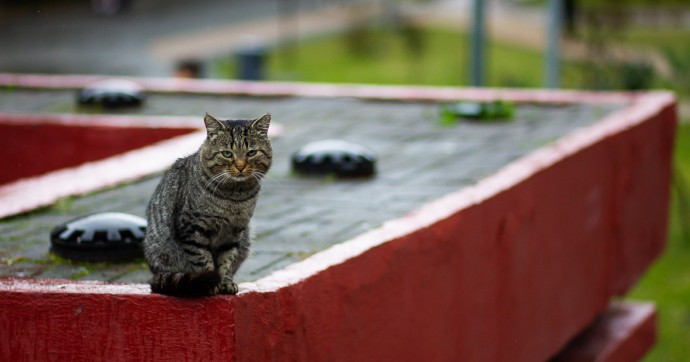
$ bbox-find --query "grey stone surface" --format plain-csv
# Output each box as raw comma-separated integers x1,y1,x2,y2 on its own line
0,88,626,283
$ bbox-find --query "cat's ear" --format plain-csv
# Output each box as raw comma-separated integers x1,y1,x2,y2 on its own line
251,113,271,137
204,113,225,138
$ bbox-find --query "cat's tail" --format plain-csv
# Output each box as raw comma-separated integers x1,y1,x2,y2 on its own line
150,271,221,297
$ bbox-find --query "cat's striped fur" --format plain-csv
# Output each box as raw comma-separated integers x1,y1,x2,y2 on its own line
144,113,272,297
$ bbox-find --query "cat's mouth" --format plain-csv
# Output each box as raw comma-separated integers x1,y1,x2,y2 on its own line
227,169,254,181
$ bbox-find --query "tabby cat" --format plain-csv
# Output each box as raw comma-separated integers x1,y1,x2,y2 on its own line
143,113,272,297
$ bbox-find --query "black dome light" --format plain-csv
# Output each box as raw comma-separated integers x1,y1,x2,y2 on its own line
76,79,146,109
50,212,146,262
292,140,376,178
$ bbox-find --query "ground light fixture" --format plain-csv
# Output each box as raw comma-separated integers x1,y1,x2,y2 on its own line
291,139,376,178
76,79,146,109
439,100,515,125
50,212,146,262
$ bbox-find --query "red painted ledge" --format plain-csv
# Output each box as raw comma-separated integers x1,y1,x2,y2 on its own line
0,113,203,219
0,113,283,219
552,302,657,362
0,75,678,361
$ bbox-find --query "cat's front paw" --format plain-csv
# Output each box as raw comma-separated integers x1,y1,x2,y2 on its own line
218,280,239,295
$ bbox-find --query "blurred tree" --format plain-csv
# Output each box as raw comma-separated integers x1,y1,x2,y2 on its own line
571,0,690,90
564,0,578,37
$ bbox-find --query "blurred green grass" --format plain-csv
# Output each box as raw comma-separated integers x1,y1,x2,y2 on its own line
217,27,549,88
625,28,690,96
217,24,690,96
629,122,690,361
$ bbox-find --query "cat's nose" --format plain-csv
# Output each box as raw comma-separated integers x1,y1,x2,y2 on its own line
235,160,246,171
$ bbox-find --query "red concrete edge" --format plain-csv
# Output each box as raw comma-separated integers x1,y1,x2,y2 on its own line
551,302,657,362
0,279,236,361
0,113,284,218
246,91,676,293
0,113,201,218
0,84,677,361
0,112,201,129
0,130,204,218
220,91,675,361
0,112,286,132
0,72,644,104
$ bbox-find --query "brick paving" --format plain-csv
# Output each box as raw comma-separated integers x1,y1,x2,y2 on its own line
0,88,625,283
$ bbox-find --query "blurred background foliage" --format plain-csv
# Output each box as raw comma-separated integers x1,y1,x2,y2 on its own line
215,0,690,98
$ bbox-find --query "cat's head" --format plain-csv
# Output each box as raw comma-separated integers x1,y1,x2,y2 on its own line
200,113,273,181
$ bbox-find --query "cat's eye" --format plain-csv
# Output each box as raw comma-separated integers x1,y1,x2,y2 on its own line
222,150,233,158
247,150,257,157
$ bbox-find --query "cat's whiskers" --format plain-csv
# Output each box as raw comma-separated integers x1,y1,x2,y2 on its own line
252,170,282,189
211,172,231,196
204,171,229,195
203,172,226,189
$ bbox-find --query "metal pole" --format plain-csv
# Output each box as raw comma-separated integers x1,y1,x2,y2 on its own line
470,0,486,87
545,0,563,88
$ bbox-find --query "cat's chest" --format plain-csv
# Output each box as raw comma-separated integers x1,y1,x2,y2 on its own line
177,205,251,246
181,197,254,229
206,216,244,243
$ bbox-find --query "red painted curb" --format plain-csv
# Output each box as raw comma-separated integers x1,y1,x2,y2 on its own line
0,119,194,185
0,76,677,361
229,93,674,361
552,302,657,362
0,114,203,218
0,112,283,219
0,279,235,361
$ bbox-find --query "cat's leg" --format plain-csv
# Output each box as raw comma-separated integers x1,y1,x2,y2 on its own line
214,248,240,295
213,242,250,295
177,212,218,272
146,235,219,297
179,242,215,272
230,242,250,276
171,214,225,295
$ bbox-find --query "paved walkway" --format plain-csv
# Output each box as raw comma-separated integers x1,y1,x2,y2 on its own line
0,0,324,76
